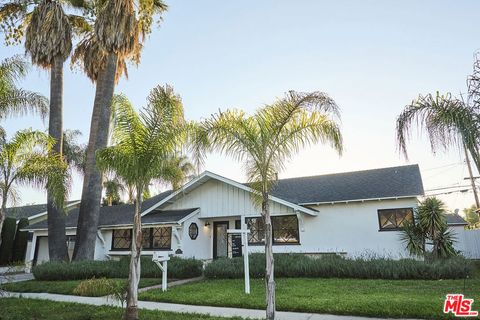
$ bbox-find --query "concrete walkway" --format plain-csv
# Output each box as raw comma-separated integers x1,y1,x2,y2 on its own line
138,276,204,293
0,273,34,284
2,291,418,320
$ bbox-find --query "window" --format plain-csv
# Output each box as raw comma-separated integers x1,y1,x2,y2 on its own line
246,215,300,245
143,227,172,250
188,223,199,240
112,227,172,250
272,215,299,244
112,229,132,250
246,217,265,245
377,208,414,231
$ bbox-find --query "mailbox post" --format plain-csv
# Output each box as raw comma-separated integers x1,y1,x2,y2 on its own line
152,252,170,292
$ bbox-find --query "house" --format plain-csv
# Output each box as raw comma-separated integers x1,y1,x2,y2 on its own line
22,164,472,266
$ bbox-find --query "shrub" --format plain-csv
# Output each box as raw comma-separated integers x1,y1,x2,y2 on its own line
33,256,203,281
204,253,472,280
73,277,126,298
12,218,29,262
0,217,17,265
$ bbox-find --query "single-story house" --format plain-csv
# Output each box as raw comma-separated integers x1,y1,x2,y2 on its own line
22,164,471,265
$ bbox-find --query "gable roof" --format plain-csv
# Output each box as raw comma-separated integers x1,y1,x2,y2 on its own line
6,200,80,221
25,190,174,231
141,171,320,217
445,214,468,226
270,165,424,205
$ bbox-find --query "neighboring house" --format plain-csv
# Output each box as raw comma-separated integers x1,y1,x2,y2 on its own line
22,164,471,265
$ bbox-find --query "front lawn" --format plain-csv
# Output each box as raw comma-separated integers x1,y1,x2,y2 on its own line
1,278,160,296
139,277,480,319
0,298,243,320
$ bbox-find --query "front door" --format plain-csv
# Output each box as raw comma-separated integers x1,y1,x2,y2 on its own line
213,221,229,259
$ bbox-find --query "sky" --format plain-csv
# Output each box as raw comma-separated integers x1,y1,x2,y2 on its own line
1,0,480,213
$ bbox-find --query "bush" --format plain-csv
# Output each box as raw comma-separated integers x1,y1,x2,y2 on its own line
12,218,29,262
73,277,126,298
33,256,203,281
0,217,17,265
204,253,472,280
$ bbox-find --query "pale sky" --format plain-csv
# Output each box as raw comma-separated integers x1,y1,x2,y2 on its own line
1,0,480,213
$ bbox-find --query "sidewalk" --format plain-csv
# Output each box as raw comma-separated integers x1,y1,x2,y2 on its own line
2,291,418,320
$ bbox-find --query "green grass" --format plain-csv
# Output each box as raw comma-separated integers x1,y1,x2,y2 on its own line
1,278,160,296
139,277,480,319
0,298,243,320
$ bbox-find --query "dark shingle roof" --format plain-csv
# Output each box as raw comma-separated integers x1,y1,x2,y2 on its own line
270,165,424,204
26,190,174,230
445,214,468,226
6,201,79,220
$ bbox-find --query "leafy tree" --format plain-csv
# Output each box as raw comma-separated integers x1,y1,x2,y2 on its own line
96,85,187,320
74,0,168,261
0,129,68,249
0,217,16,264
195,91,343,320
400,197,457,259
463,205,479,228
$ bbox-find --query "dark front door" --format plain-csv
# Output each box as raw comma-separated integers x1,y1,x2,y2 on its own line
213,221,229,259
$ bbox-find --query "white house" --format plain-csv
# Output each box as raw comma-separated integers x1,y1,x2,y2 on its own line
22,164,473,265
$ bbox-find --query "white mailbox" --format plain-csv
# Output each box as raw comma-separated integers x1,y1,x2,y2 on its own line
152,252,170,292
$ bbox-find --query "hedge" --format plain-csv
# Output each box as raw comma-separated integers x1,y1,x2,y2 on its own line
12,218,29,262
204,253,472,280
0,217,17,265
33,256,203,281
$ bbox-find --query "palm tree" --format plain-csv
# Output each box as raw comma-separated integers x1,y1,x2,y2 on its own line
96,84,186,320
0,55,48,131
400,197,457,259
102,177,125,206
196,90,343,320
166,155,195,190
0,129,68,248
22,0,73,261
74,0,168,261
63,129,86,174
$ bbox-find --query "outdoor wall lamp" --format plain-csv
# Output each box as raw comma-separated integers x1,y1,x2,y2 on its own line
204,222,211,227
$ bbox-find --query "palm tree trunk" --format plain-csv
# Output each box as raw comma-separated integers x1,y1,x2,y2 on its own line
263,193,276,320
0,196,7,248
74,53,117,261
47,56,68,262
125,186,143,320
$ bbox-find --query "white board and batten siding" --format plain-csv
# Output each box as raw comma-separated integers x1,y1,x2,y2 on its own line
453,228,480,259
163,179,295,217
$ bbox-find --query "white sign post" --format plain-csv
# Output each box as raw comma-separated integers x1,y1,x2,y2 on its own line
227,228,251,294
152,252,170,292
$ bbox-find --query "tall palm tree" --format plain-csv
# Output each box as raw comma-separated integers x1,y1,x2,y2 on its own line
196,91,343,320
0,55,48,130
23,0,73,261
102,176,125,206
0,129,68,248
63,129,85,174
96,85,186,320
73,0,168,261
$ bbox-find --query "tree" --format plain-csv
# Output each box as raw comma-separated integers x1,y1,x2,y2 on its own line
0,129,68,249
23,0,73,261
400,197,457,259
102,177,125,206
165,155,195,190
0,55,48,132
73,0,168,261
12,217,28,262
463,205,479,228
195,91,343,320
96,85,187,320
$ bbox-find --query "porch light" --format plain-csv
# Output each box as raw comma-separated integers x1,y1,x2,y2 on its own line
204,222,210,227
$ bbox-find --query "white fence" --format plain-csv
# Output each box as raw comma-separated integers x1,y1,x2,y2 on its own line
455,229,480,259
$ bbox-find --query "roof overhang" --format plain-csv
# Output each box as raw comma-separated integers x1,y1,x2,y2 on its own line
299,195,421,206
141,171,318,217
20,200,81,223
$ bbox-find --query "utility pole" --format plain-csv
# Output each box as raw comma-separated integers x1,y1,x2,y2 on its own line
464,145,480,208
